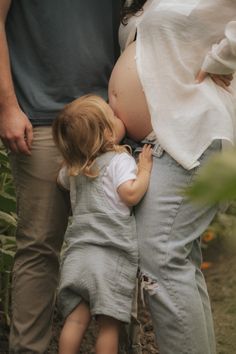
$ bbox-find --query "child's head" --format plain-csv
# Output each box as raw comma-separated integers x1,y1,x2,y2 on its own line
52,94,124,176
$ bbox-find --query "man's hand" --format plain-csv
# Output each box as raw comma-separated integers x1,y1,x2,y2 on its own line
0,106,33,154
195,70,234,91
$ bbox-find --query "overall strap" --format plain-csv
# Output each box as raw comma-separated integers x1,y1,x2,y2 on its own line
95,151,117,172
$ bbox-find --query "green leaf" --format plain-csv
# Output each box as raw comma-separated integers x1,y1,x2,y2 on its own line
0,150,9,165
0,194,16,214
0,249,15,272
186,150,236,203
0,212,17,236
0,165,12,174
0,211,17,227
0,235,16,252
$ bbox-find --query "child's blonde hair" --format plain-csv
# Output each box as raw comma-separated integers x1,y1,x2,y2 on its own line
52,94,128,177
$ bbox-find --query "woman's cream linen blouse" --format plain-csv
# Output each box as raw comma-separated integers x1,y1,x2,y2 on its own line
134,0,236,169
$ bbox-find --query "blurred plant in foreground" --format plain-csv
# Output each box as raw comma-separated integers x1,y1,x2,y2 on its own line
186,149,236,204
186,148,236,252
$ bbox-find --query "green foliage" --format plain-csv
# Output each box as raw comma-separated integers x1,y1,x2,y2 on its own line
0,147,16,326
210,202,236,251
186,148,236,252
186,149,236,204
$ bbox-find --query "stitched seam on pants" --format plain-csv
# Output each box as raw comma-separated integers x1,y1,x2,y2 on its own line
162,168,196,354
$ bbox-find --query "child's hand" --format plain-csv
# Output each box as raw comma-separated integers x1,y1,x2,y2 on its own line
118,144,153,206
138,144,153,174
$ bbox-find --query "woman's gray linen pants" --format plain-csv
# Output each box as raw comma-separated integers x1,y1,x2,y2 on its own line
135,141,221,354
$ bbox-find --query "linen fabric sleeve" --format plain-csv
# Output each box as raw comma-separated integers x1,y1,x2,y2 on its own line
201,21,236,75
57,165,70,191
108,152,137,190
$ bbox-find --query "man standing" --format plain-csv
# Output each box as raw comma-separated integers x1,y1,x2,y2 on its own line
0,1,121,352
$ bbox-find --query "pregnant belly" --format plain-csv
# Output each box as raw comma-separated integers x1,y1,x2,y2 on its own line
108,42,152,141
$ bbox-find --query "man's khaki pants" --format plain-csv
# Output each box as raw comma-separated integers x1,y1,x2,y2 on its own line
9,127,70,353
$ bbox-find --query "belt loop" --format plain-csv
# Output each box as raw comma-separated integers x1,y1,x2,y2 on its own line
132,133,164,158
152,143,164,158
133,143,164,158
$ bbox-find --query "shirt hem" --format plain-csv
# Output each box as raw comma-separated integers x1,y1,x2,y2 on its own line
180,136,234,170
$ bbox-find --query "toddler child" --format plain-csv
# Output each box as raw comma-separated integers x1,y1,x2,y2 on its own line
52,94,153,354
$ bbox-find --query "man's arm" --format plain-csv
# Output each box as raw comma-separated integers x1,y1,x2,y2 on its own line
0,0,33,154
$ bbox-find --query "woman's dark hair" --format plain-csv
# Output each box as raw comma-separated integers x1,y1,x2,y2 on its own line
121,0,147,24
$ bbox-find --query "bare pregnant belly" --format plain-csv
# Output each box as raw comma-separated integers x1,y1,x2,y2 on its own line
108,42,152,141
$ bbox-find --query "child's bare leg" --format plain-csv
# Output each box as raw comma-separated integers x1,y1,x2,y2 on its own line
59,301,91,354
95,315,120,354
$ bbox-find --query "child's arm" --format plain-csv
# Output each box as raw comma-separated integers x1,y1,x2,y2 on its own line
117,145,153,207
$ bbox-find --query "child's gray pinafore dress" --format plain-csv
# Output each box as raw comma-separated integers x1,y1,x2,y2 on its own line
57,152,138,323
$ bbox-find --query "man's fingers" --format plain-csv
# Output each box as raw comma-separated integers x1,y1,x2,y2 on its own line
5,135,31,155
1,136,20,153
1,123,33,155
8,140,20,154
25,124,33,150
1,138,9,150
15,136,31,155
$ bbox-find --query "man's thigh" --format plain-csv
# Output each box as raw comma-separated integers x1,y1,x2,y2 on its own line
9,126,70,253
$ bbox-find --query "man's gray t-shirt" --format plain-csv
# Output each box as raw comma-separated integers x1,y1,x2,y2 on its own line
6,0,121,125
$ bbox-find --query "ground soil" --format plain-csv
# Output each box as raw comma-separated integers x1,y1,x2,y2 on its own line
1,238,236,354
202,240,236,354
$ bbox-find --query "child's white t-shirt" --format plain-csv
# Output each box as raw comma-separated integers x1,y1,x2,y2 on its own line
58,152,137,216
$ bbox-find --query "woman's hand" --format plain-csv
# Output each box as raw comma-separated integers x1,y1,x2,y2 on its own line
195,70,234,91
